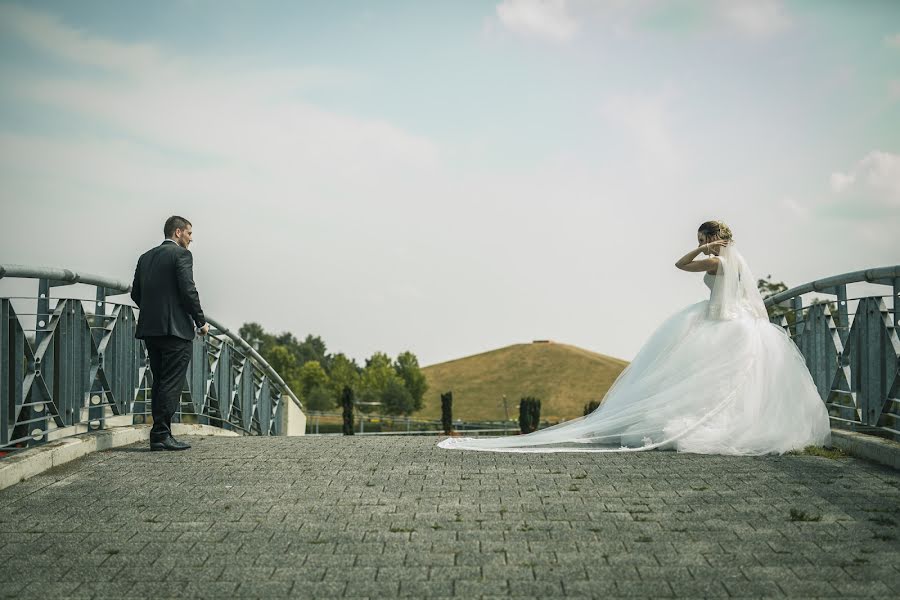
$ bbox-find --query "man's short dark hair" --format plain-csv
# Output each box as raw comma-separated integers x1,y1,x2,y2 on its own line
164,216,192,238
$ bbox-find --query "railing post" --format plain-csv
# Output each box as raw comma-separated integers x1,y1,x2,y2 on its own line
35,278,50,347
893,277,900,332
95,286,106,318
92,286,107,347
792,296,804,338
836,284,849,345
861,298,881,426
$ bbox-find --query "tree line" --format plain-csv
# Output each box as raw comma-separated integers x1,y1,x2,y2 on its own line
238,323,427,415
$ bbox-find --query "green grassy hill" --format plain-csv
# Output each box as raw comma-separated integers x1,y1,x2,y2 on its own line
419,341,629,422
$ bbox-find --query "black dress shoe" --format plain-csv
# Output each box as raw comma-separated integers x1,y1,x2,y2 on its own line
150,435,191,451
170,436,191,450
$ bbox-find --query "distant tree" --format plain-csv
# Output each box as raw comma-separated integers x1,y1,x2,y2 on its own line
358,352,397,410
239,322,275,354
296,334,330,369
394,351,428,414
365,351,393,371
237,325,427,414
273,331,301,358
251,329,332,371
381,378,416,415
298,360,328,396
329,353,361,399
294,360,337,410
305,385,335,412
265,345,302,393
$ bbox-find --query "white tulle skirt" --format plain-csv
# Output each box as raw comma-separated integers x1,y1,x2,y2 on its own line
438,300,832,455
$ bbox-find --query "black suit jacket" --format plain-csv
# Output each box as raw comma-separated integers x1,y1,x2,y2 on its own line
131,241,206,340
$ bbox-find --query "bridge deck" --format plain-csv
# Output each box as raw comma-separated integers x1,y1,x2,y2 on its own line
1,436,900,598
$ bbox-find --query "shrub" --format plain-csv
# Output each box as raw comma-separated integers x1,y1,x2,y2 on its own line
519,397,541,434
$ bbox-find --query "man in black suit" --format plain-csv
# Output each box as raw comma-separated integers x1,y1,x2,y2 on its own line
131,216,209,451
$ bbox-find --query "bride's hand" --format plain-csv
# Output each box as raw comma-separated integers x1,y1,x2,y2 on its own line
701,239,728,253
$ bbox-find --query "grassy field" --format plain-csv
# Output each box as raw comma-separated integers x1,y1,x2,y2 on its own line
419,342,629,422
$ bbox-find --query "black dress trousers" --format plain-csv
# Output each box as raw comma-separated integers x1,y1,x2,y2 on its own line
144,336,193,438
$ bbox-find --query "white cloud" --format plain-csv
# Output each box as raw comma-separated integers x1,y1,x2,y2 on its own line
0,4,161,72
829,171,854,193
884,33,900,48
494,0,579,42
821,154,900,246
0,5,439,202
830,151,900,206
715,0,791,38
489,0,792,42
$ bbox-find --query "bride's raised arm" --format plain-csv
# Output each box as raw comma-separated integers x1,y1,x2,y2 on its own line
675,240,726,272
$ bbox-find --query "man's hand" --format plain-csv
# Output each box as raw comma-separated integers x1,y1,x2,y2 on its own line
198,323,210,336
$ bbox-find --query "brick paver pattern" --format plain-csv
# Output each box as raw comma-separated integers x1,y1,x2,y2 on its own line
1,436,900,599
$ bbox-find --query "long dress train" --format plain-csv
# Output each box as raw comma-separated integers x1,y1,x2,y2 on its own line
437,245,831,455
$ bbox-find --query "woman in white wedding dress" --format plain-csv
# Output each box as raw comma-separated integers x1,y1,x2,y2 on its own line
438,221,831,455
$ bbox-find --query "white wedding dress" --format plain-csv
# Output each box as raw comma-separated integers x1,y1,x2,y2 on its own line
438,245,831,455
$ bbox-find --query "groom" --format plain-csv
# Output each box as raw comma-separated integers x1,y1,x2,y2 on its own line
131,216,209,451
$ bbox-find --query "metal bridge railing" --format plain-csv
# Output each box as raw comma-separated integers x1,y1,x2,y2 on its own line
0,264,303,452
764,265,900,440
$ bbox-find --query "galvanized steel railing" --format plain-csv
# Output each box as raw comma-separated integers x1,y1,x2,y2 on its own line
764,265,900,439
0,264,303,451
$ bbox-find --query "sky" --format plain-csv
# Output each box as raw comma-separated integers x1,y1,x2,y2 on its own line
0,0,898,366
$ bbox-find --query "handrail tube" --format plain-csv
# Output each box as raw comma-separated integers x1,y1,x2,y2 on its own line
765,265,900,306
0,263,302,409
0,264,131,292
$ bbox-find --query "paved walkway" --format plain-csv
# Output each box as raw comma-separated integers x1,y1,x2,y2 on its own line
1,436,900,599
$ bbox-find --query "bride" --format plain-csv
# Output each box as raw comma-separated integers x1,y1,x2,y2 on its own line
438,221,831,455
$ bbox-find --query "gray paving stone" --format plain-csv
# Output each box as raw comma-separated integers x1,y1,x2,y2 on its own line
375,566,430,581
722,579,785,596
343,579,400,596
614,579,674,596
1,435,899,599
668,579,729,597
776,578,842,596
507,579,564,596
399,580,454,597
563,579,618,596
454,579,509,596
291,581,347,596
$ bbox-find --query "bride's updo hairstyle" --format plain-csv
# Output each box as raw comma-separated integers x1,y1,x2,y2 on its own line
698,220,733,243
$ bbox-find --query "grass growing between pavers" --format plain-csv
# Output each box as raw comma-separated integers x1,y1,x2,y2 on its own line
790,445,848,459
788,508,822,522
